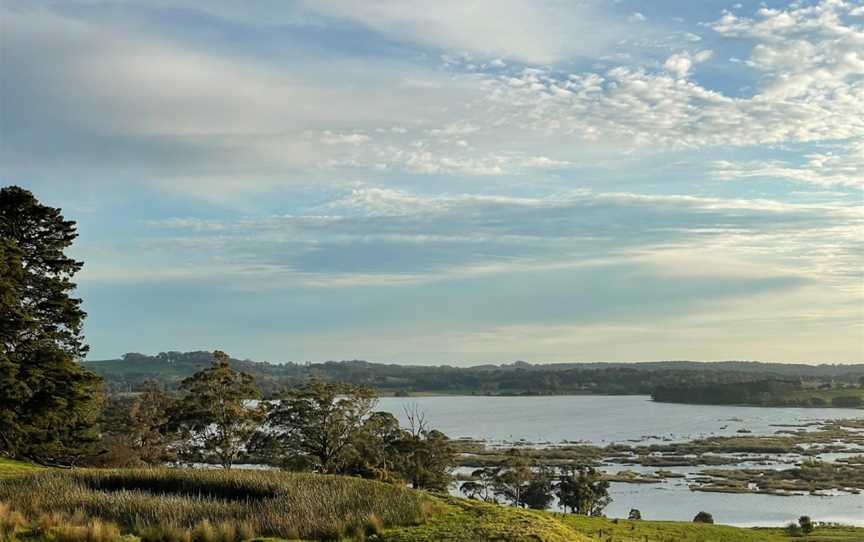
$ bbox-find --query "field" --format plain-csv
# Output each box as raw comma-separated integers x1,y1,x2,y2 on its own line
1,467,863,542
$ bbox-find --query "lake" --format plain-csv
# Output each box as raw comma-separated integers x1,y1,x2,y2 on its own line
376,395,864,526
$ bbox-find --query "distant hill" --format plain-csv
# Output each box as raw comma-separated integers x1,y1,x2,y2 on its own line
83,351,864,397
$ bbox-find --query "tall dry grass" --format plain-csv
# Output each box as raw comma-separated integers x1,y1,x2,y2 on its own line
0,468,432,541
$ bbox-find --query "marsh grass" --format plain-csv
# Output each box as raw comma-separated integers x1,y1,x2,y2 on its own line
0,468,432,541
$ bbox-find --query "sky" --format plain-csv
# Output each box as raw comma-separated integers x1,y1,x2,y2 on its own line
1,0,862,364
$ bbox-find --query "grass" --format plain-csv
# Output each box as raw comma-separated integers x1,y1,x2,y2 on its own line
0,458,44,480
379,497,864,542
0,469,431,541
1,468,863,542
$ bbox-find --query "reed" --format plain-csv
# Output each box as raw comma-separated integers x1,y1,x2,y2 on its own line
0,468,432,541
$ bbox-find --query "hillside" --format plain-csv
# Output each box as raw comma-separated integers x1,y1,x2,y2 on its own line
1,468,863,542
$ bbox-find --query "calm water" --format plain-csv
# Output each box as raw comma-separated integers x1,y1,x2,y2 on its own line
377,395,864,526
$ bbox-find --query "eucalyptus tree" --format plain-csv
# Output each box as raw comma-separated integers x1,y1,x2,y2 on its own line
266,380,377,474
555,465,611,516
171,351,263,469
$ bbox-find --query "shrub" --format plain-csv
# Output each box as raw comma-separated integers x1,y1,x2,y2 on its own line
799,515,814,535
786,522,802,537
693,511,714,524
628,508,642,520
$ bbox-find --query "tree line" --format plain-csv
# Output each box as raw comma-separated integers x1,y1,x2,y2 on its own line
460,449,612,515
97,351,455,491
652,380,864,408
88,351,864,397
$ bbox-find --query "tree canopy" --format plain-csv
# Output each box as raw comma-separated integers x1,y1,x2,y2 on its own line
171,351,264,469
265,380,378,474
0,186,102,463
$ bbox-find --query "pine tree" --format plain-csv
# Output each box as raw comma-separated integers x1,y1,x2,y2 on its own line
0,186,102,463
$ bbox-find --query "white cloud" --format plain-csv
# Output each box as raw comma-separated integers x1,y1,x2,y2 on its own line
2,0,862,196
440,0,862,155
320,132,372,145
713,140,864,188
299,0,632,65
0,4,484,195
128,186,861,296
663,50,713,78
711,1,864,100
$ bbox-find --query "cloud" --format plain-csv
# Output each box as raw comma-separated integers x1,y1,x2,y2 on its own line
3,0,862,200
713,140,864,188
0,4,482,196
320,132,372,145
108,187,860,298
298,0,632,65
664,50,713,78
711,2,864,100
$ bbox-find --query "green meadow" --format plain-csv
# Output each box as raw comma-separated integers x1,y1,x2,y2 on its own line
2,466,863,542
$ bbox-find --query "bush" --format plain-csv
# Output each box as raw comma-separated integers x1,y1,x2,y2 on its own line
628,508,642,520
693,511,714,524
786,522,802,537
799,515,814,535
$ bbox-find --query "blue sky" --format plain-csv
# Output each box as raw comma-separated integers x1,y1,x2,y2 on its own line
1,0,862,363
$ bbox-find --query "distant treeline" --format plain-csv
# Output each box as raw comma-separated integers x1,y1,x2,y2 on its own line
652,380,864,408
85,351,864,398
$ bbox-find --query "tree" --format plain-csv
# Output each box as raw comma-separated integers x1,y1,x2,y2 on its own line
342,411,404,481
628,509,642,520
95,382,175,467
171,351,263,469
492,448,535,507
461,466,500,503
799,516,814,536
0,186,102,464
392,405,455,491
265,380,377,474
521,465,554,510
693,511,714,524
555,465,611,516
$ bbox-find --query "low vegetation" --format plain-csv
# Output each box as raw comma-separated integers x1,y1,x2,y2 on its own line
696,459,864,495
0,468,432,541
3,471,864,542
0,457,44,480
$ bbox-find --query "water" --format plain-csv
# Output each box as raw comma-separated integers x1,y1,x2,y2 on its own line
376,395,864,526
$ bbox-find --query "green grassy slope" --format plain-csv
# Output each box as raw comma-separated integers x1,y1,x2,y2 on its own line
382,497,864,542
0,457,44,479
1,467,863,542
